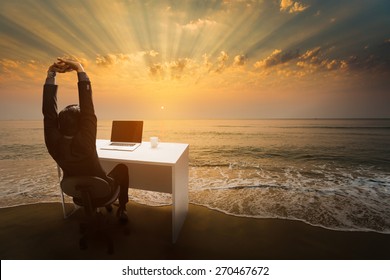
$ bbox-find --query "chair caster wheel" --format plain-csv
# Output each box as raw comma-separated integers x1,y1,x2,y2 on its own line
79,223,87,234
79,237,88,250
107,239,114,254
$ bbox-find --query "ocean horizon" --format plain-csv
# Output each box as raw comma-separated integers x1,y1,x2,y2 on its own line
1,119,389,234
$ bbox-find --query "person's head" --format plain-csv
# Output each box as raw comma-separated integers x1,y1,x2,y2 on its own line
58,104,81,136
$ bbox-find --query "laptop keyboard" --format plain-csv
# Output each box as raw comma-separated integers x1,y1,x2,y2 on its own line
110,142,136,147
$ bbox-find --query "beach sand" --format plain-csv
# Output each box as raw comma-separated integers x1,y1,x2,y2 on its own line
1,202,389,260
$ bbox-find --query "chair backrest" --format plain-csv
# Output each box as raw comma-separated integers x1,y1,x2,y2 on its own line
61,176,112,205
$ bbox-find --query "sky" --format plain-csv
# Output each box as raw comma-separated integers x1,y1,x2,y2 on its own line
0,0,389,120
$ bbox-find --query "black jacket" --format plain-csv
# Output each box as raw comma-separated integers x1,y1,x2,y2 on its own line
42,80,107,180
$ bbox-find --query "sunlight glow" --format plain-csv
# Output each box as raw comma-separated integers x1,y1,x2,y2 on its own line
0,0,389,119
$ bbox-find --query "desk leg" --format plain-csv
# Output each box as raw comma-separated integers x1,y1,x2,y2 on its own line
172,147,189,243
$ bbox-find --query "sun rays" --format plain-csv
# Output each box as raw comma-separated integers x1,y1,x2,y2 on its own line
0,0,389,119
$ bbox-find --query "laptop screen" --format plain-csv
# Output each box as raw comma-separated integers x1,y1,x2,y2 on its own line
110,120,143,143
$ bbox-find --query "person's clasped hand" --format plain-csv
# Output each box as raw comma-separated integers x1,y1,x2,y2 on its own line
48,57,84,73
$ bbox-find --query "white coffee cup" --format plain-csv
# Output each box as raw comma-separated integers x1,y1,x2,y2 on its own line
150,136,159,148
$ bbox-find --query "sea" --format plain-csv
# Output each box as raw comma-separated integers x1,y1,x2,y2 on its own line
1,119,390,233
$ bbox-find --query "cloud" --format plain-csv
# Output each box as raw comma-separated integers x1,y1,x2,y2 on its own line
254,49,299,68
149,63,165,80
297,47,348,72
215,51,229,73
253,47,350,78
280,0,309,13
148,50,159,57
0,58,45,83
147,58,196,80
297,43,389,74
345,54,390,73
169,59,188,80
202,53,212,70
96,54,122,66
218,51,229,62
233,54,247,66
95,51,159,66
0,59,20,73
299,47,321,63
181,18,217,32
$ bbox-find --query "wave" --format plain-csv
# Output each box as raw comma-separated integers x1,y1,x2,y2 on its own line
1,163,390,233
1,119,390,233
190,201,390,235
0,144,48,160
200,184,290,191
276,126,390,130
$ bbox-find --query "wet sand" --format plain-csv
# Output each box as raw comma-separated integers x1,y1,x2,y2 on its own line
1,202,389,260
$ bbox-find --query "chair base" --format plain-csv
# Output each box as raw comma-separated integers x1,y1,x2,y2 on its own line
59,175,126,254
77,206,130,254
78,207,115,254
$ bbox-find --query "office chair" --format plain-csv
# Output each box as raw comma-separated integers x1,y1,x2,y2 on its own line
60,176,120,254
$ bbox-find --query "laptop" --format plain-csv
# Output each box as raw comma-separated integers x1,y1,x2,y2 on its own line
100,120,143,151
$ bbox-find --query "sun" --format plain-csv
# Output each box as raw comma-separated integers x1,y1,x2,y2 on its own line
160,106,165,110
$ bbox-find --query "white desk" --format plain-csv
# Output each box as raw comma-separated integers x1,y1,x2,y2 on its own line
96,139,189,243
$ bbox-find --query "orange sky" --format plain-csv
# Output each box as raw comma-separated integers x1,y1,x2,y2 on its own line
0,0,389,119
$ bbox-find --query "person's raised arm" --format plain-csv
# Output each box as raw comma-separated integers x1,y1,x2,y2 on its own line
56,58,96,150
42,61,67,158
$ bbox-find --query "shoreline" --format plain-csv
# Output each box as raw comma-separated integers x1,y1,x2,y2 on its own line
190,202,390,235
1,202,390,260
2,201,390,235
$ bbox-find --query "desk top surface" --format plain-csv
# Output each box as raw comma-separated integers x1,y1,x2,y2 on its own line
96,139,189,165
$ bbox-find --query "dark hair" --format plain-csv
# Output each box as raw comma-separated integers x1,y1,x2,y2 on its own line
58,104,81,136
